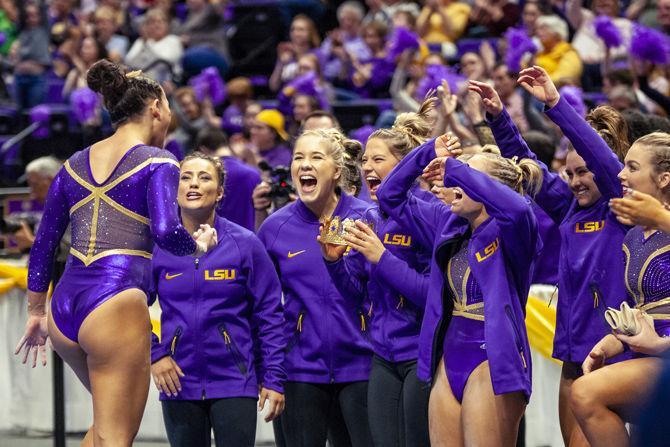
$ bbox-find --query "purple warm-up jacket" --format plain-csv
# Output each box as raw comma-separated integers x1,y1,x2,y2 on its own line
217,156,261,231
325,185,432,363
487,98,630,363
150,215,286,400
257,192,373,383
377,139,539,400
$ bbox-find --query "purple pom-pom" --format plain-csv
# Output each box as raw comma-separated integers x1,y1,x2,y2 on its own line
70,87,100,123
30,105,50,138
630,25,670,64
350,125,376,145
594,15,623,48
189,66,227,106
0,32,6,47
559,85,586,117
385,26,420,63
415,64,466,100
504,27,537,73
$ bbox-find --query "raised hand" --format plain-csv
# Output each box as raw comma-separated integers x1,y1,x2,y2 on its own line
468,80,503,117
434,132,463,158
422,157,448,185
517,65,560,108
437,79,458,116
194,224,218,256
610,189,669,229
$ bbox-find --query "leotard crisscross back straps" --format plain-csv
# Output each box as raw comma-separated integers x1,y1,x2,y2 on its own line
27,144,196,342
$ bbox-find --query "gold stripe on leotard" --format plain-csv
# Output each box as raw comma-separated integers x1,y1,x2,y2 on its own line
452,301,485,321
63,157,177,266
622,244,636,303
637,245,670,306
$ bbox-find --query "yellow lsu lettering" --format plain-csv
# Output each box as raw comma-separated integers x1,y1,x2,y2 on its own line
475,239,500,263
383,233,412,247
204,269,237,281
575,220,605,233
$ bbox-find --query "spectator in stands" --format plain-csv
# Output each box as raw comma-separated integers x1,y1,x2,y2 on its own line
0,0,17,56
13,156,62,251
173,86,208,153
251,109,292,169
48,0,78,35
202,76,255,136
567,0,633,91
12,0,51,110
626,0,666,30
492,63,530,133
229,102,263,168
93,6,129,63
291,94,320,136
321,1,372,83
522,0,551,35
270,14,321,92
460,50,490,82
302,110,341,131
608,85,640,111
468,0,521,37
176,0,229,79
62,37,107,98
126,8,183,86
348,20,394,98
659,0,670,33
535,15,583,85
417,0,471,44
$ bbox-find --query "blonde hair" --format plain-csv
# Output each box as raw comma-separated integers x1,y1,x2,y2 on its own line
633,132,670,176
368,96,436,160
459,153,544,196
297,128,363,190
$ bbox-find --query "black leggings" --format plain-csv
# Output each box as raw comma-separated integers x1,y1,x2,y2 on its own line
368,355,430,447
161,398,257,447
276,380,373,447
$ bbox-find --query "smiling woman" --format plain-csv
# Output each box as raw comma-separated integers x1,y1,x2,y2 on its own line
257,128,374,447
148,152,286,447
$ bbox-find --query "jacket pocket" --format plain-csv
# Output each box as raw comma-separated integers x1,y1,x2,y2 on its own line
170,326,182,356
286,310,306,354
219,325,248,376
505,305,527,370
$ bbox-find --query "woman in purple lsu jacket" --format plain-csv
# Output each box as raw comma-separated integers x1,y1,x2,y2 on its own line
469,66,632,446
14,61,218,445
148,152,286,446
377,133,543,446
257,128,374,446
319,99,450,447
568,131,670,447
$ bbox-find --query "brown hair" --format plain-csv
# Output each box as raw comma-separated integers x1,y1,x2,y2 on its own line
292,14,321,48
87,59,163,126
368,96,436,160
586,105,630,162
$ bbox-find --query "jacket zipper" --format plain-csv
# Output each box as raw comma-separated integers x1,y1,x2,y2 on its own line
219,324,248,376
170,327,182,355
505,305,527,370
194,257,206,400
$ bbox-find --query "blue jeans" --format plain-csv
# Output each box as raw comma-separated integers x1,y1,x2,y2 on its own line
14,74,46,110
161,397,257,447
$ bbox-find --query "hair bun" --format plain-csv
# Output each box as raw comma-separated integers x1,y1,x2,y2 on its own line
87,59,128,109
343,138,363,163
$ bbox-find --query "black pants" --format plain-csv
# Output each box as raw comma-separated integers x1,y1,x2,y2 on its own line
161,398,257,447
276,380,373,447
368,355,430,447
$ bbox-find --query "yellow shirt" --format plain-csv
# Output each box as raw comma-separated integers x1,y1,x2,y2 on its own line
418,3,471,44
536,41,583,86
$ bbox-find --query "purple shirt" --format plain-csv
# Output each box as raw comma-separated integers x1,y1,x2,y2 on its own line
260,144,292,169
217,156,261,231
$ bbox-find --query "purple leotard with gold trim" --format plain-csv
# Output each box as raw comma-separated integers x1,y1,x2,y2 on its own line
27,144,196,342
623,227,670,340
443,242,487,403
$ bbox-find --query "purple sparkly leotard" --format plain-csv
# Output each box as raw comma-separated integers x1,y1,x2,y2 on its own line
622,227,670,340
443,242,487,403
27,144,196,342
